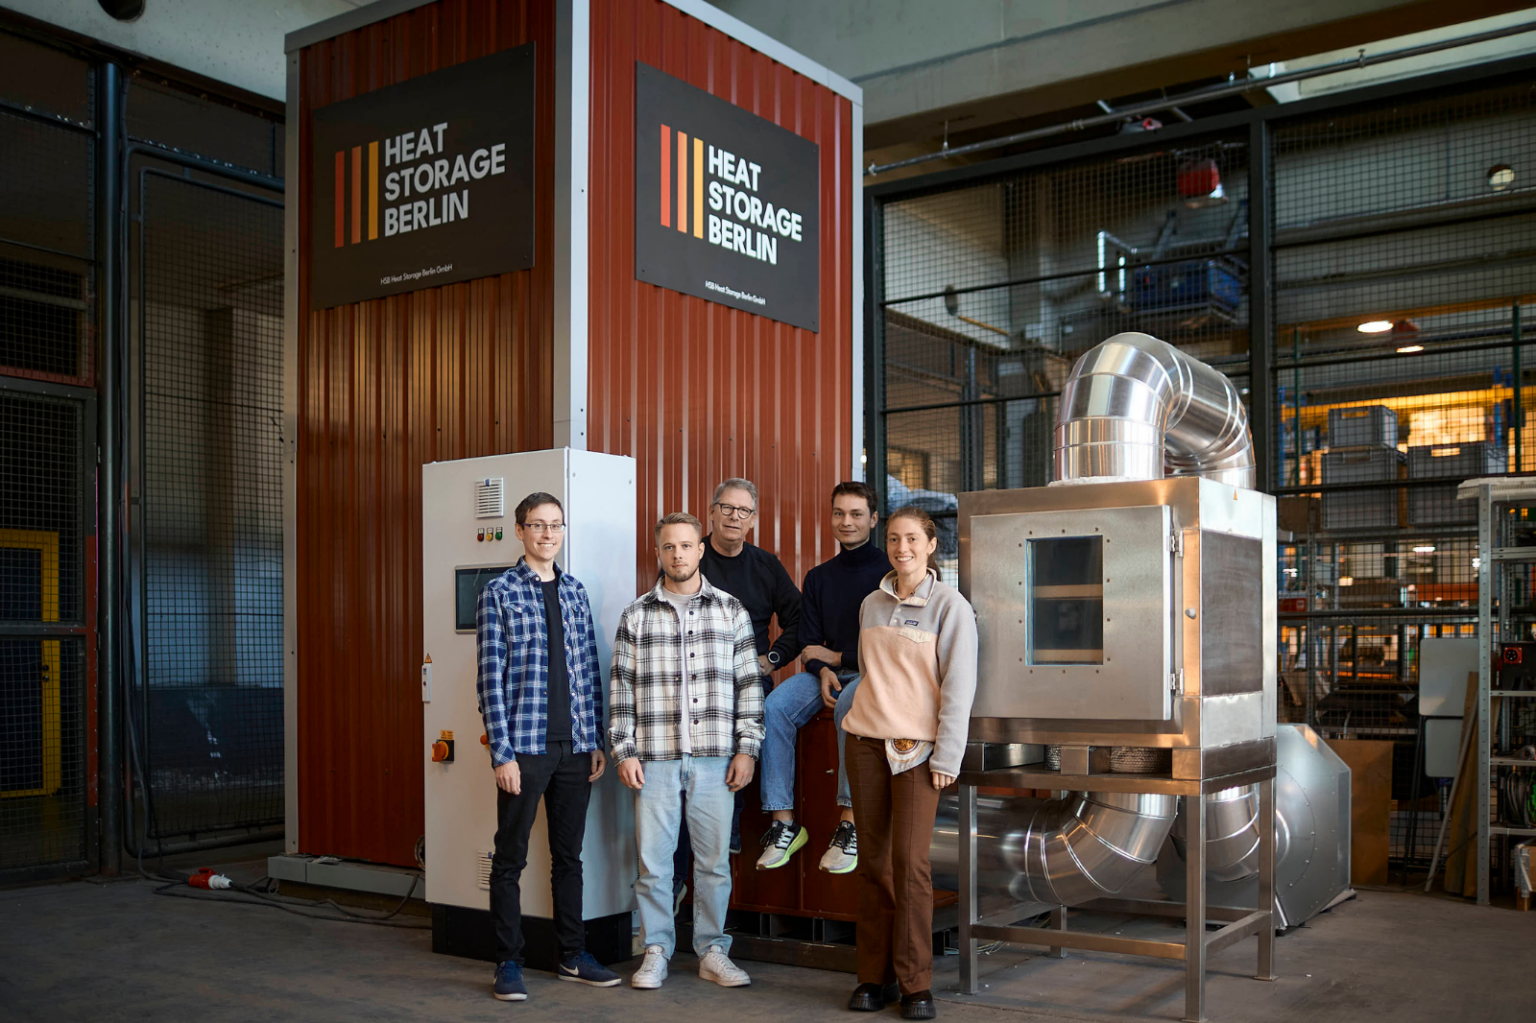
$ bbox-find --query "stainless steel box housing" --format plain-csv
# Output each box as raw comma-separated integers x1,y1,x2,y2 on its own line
959,476,1276,758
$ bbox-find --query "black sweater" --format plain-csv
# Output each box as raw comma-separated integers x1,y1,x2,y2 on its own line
701,536,801,670
800,540,892,678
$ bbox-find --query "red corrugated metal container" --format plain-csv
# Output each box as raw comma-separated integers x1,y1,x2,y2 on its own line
587,0,858,916
588,0,857,591
293,0,855,869
294,1,556,866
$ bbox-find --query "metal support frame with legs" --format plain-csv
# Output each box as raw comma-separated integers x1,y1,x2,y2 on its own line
954,766,1278,1023
1184,791,1206,1022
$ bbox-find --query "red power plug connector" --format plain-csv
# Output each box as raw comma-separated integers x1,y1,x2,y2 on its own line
188,868,233,890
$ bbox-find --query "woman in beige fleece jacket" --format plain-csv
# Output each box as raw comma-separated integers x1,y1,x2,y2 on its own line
839,506,978,1020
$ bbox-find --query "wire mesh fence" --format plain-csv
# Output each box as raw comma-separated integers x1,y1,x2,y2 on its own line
879,138,1254,539
0,103,95,387
0,37,96,876
133,171,284,844
1268,77,1536,870
875,73,1535,871
127,79,282,179
0,388,88,875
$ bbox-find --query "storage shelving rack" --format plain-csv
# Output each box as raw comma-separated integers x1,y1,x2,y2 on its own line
1461,477,1536,905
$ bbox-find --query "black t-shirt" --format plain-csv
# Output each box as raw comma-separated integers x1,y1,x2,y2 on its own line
541,576,572,743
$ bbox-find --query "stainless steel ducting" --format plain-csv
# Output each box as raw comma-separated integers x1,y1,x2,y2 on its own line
934,792,1178,909
1054,331,1255,489
1158,724,1352,929
944,331,1264,906
1171,784,1262,883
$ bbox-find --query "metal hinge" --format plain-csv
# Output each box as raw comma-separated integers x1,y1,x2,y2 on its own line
1169,530,1184,557
1171,668,1184,694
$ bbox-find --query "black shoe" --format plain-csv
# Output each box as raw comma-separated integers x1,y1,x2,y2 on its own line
900,991,936,1020
848,982,899,1011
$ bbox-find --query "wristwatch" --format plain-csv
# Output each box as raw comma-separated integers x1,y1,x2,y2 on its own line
766,650,782,667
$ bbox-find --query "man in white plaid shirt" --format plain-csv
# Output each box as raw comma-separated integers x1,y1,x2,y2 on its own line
610,512,764,991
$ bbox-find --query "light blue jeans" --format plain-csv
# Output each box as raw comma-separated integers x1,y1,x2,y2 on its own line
760,671,861,812
635,755,734,958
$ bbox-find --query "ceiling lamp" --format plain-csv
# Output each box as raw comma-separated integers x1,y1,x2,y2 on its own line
1413,545,1436,554
1358,320,1393,333
1397,345,1424,354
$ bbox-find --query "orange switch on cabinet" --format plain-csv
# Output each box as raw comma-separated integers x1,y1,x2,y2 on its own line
431,739,454,763
480,734,489,746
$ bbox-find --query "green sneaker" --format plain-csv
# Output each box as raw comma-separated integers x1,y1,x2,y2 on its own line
755,819,808,870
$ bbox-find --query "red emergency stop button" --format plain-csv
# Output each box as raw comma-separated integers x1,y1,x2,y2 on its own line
481,734,489,746
431,739,454,763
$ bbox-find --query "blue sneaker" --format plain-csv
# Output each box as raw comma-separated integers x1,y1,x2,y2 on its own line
558,949,621,987
493,960,527,1001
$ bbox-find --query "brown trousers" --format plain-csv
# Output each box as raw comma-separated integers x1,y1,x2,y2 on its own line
845,734,942,994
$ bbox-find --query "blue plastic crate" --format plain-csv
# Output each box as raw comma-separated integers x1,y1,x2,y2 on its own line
1131,259,1242,313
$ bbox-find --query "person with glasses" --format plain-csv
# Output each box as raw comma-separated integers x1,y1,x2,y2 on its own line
698,477,800,855
756,481,889,874
476,492,620,1001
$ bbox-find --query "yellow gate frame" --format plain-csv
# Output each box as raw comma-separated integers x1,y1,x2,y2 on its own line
1,528,61,799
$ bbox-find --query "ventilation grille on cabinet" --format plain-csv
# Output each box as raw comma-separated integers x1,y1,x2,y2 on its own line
475,478,505,519
476,850,494,890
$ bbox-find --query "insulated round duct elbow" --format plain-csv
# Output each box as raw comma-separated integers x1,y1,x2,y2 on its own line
1171,784,1262,883
1054,332,1254,489
1018,791,1181,906
933,792,1179,908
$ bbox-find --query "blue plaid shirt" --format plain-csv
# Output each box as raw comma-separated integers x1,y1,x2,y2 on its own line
476,559,604,764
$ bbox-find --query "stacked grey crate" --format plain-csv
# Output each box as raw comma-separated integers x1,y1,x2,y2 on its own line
1406,442,1506,526
1321,406,1402,530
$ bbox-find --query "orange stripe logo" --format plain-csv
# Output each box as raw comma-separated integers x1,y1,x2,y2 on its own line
659,122,706,240
333,140,384,247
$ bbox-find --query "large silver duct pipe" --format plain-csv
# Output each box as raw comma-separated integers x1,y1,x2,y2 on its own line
933,793,1179,908
1054,331,1254,489
1173,785,1262,883
937,332,1261,906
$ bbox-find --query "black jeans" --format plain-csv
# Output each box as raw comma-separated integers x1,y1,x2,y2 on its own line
490,740,591,963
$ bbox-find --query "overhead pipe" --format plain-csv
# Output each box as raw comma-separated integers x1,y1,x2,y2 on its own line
935,332,1263,904
867,19,1536,176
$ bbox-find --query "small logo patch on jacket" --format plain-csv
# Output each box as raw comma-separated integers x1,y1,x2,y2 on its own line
905,619,920,626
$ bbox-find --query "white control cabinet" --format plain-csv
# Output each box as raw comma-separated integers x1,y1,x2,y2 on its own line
421,449,637,961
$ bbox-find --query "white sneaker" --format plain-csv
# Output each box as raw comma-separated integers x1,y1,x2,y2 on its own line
819,820,858,874
631,945,669,989
698,945,751,987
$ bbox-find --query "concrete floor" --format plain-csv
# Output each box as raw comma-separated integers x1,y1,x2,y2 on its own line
3,856,1531,1023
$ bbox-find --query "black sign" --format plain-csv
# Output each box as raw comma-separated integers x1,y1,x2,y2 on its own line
634,63,820,332
309,45,536,309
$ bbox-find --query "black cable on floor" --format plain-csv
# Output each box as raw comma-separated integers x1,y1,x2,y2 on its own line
148,874,428,929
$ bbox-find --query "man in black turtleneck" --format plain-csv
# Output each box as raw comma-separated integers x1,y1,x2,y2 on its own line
754,481,890,876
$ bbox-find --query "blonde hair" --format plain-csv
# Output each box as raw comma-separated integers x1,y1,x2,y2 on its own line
654,512,704,542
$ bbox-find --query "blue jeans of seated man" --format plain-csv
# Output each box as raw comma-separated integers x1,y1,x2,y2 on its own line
636,755,734,958
761,671,861,812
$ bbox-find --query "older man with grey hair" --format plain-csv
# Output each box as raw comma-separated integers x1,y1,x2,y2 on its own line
699,476,800,855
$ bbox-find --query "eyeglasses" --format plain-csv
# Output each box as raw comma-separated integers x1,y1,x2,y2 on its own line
521,522,565,534
715,502,755,519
